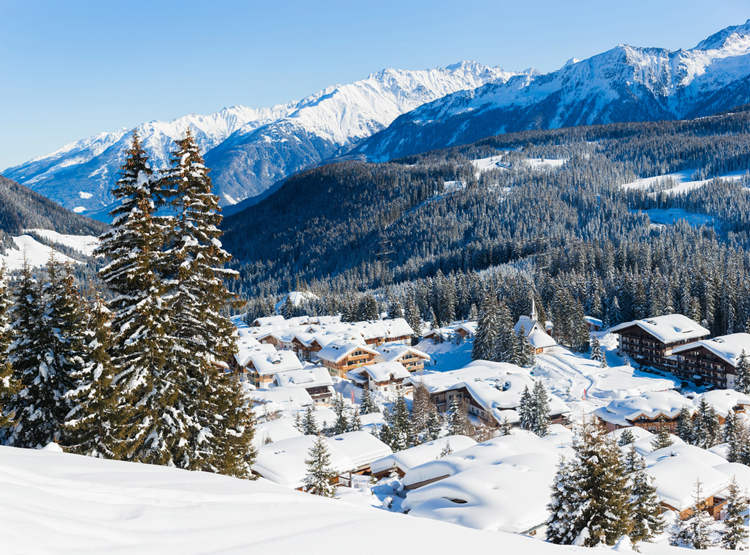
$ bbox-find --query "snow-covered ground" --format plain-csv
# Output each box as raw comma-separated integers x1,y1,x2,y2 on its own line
0,235,83,271
621,169,749,195
636,208,716,228
415,337,474,372
25,229,99,256
0,443,629,555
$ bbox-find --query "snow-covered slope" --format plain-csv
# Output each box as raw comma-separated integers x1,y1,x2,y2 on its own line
0,444,613,555
354,20,750,161
4,62,512,216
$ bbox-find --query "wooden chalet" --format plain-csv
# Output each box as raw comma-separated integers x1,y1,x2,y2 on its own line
347,361,412,396
610,314,710,371
375,344,430,374
671,333,750,389
317,340,378,378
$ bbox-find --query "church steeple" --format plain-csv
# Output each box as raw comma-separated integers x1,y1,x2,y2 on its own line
530,293,538,321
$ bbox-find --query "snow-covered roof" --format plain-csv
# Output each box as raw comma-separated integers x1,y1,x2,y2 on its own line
252,436,355,489
253,418,304,448
645,444,729,511
527,329,557,349
584,316,603,328
594,390,691,427
403,451,559,533
349,361,411,383
408,360,526,395
247,388,312,417
317,340,376,364
273,367,333,390
673,333,750,368
374,344,429,364
610,314,710,344
402,431,572,490
234,343,276,369
370,436,477,475
693,389,750,417
248,350,303,376
253,315,285,327
514,315,544,336
326,431,392,468
456,322,478,336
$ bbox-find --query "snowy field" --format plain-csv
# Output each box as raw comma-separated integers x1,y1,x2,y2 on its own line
470,155,567,174
0,231,98,271
636,208,716,228
621,169,749,195
25,229,99,257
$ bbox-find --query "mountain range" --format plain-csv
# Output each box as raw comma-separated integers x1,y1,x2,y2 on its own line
353,21,750,161
2,62,515,218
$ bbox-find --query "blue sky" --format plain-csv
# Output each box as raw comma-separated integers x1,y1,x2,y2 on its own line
1,0,749,170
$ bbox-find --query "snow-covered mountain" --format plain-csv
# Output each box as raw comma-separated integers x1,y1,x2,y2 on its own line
353,21,750,161
3,62,513,216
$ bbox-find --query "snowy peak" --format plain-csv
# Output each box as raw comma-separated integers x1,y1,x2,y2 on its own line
694,19,750,51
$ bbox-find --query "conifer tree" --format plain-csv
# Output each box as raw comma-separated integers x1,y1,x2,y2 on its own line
519,385,534,431
736,350,750,395
618,428,636,446
472,294,498,361
63,292,122,457
332,393,349,435
650,416,674,451
411,383,433,436
722,477,748,550
162,129,254,475
546,456,584,545
424,410,441,441
303,435,337,497
447,396,472,437
624,445,664,544
0,266,18,430
388,299,403,320
590,336,603,362
348,408,362,432
391,394,414,450
531,380,551,437
438,441,453,458
404,295,422,340
500,417,512,436
303,405,319,435
693,399,721,449
359,387,380,415
677,405,694,444
726,411,749,464
95,131,180,463
670,479,717,549
495,300,519,363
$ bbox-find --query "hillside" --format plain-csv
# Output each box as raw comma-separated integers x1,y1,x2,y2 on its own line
3,62,511,217
353,21,750,161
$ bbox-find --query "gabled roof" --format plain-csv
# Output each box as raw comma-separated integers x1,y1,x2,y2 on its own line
317,340,377,364
357,361,411,382
248,350,303,376
594,390,691,427
610,314,709,344
235,343,276,368
672,333,750,368
252,315,285,327
273,366,333,390
374,344,429,364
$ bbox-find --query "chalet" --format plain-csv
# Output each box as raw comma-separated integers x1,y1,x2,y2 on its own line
594,390,690,432
349,318,414,347
584,316,604,332
242,350,304,389
290,333,333,362
347,361,412,396
272,367,335,404
455,322,477,340
317,340,378,378
409,361,570,427
374,344,430,373
422,327,452,343
370,435,477,480
230,343,276,378
246,388,313,422
693,389,750,425
514,300,557,355
610,314,709,370
671,333,750,389
251,315,285,327
326,431,393,477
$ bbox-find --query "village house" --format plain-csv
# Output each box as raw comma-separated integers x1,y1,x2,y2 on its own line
242,350,304,389
272,367,335,404
290,332,334,362
594,390,690,432
671,333,750,389
514,300,557,355
347,361,413,396
374,344,430,373
610,314,710,370
409,361,570,428
317,340,378,378
455,322,477,340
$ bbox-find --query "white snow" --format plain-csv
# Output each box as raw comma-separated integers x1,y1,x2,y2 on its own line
673,333,750,369
610,314,710,345
370,436,477,476
25,228,99,256
621,169,749,195
0,235,82,271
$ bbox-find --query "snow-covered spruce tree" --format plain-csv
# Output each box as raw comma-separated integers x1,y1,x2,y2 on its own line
348,408,362,432
447,396,472,437
546,456,584,544
5,259,82,448
618,428,636,446
518,385,534,431
302,404,319,435
161,129,255,476
722,476,749,550
547,416,631,546
391,394,414,451
677,405,694,444
332,393,349,435
303,434,338,497
424,410,442,441
0,265,18,430
404,295,422,340
359,386,380,415
500,417,512,436
472,293,498,361
411,382,434,437
737,350,750,395
95,131,182,464
495,300,519,364
63,292,122,458
517,327,536,368
590,337,603,362
650,416,674,451
693,398,721,449
670,479,717,549
387,298,403,320
726,410,749,463
623,445,664,544
531,380,551,437
438,440,453,458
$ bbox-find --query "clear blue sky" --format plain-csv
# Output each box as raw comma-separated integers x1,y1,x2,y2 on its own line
1,0,748,170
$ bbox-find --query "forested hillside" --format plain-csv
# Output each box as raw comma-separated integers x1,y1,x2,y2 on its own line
222,108,750,338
